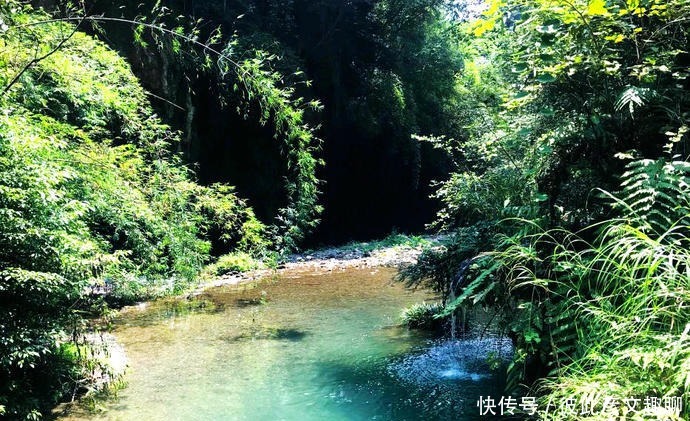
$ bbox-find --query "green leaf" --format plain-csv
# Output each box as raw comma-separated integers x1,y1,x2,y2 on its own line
524,329,541,344
535,193,548,202
512,62,528,72
536,73,556,83
588,0,609,16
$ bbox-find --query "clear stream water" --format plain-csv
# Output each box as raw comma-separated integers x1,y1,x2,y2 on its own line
60,267,511,421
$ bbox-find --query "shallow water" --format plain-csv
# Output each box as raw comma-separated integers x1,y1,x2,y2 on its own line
60,267,510,420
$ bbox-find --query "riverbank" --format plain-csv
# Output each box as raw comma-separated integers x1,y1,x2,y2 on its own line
194,234,447,292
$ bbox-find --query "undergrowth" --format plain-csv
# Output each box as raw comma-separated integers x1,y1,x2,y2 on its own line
440,160,690,419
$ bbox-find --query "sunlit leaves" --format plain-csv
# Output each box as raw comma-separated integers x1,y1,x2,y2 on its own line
472,17,496,37
428,0,690,415
587,0,609,16
474,0,689,99
614,86,652,116
0,4,272,417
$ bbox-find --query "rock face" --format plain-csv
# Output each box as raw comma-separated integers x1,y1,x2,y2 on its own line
67,0,453,246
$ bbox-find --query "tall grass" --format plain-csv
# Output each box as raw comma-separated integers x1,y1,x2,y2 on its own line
531,217,690,420
442,159,690,419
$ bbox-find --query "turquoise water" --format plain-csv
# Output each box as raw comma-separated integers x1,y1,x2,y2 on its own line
60,267,510,420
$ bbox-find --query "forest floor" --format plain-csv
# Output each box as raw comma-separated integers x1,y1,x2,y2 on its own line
194,234,447,293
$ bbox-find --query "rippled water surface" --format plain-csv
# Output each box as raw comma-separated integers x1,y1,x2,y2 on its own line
61,267,510,420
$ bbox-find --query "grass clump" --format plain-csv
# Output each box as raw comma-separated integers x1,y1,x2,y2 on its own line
204,252,264,277
325,233,436,256
401,302,445,330
361,233,433,251
359,233,433,251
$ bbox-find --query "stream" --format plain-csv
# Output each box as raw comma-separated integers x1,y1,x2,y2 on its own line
60,267,511,420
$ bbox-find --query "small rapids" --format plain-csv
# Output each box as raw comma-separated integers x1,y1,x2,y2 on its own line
386,337,514,419
391,337,513,386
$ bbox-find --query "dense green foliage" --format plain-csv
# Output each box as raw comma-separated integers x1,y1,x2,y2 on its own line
403,0,690,418
0,0,466,417
4,0,689,418
0,3,272,417
75,0,462,243
30,0,325,253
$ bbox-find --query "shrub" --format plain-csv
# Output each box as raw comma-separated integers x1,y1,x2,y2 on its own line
401,302,445,330
441,159,690,419
204,252,263,277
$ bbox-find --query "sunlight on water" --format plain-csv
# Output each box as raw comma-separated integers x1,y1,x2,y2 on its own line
59,267,510,421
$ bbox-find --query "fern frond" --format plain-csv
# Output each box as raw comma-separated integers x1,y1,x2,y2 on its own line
617,159,690,235
614,86,654,117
